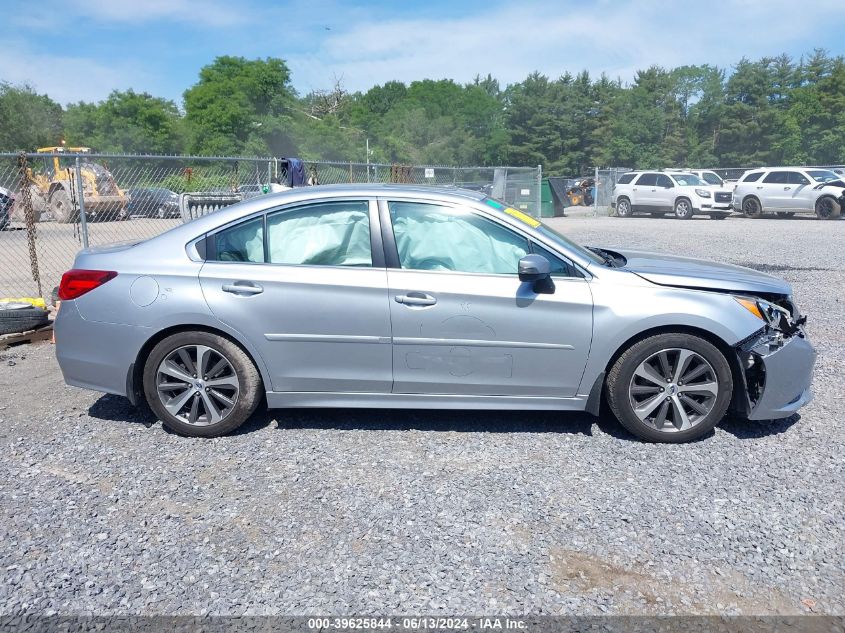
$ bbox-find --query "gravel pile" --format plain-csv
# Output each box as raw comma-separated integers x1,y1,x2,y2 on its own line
0,215,842,616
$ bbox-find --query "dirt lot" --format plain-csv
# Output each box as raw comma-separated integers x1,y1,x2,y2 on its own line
0,214,843,616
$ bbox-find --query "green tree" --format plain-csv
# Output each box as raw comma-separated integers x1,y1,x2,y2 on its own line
63,90,185,154
0,83,63,151
184,56,297,156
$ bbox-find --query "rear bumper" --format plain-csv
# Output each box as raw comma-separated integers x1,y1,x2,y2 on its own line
54,300,148,397
746,333,816,420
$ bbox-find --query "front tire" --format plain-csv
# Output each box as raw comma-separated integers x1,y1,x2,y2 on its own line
815,196,841,220
673,198,694,220
606,333,733,443
143,332,262,437
49,188,78,223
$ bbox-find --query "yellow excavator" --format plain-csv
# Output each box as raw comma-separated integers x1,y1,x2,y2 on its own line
24,147,127,223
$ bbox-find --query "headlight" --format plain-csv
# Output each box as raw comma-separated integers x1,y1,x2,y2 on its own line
734,296,794,330
695,189,711,198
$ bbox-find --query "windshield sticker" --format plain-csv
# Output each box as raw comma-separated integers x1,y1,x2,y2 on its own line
504,207,541,228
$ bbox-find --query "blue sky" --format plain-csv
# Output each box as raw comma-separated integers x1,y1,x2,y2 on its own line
2,0,842,106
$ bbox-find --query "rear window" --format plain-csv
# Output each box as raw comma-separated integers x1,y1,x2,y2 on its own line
742,172,763,182
617,173,636,185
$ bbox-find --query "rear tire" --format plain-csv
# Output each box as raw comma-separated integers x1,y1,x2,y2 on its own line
143,332,262,437
742,196,763,218
673,198,694,220
606,333,733,443
616,197,633,217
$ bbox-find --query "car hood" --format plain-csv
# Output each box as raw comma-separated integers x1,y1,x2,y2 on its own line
612,248,791,295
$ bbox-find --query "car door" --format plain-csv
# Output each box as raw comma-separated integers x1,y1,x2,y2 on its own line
654,174,675,211
199,199,393,394
785,171,814,211
381,199,593,398
632,173,658,209
760,171,790,209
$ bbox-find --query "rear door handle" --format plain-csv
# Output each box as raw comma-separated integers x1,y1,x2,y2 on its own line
395,292,436,307
784,186,791,190
222,281,263,295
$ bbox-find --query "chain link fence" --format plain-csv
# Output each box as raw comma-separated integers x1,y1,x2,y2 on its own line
593,168,632,216
0,152,541,300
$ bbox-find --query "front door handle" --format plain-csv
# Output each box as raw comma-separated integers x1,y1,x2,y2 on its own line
395,292,436,307
784,186,791,190
222,281,263,296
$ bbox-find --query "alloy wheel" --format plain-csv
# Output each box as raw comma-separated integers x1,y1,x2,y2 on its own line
675,200,692,218
628,348,719,432
156,345,240,426
617,199,631,217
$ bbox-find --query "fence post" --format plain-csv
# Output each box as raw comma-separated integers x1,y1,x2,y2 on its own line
267,160,272,186
594,166,599,216
75,156,89,249
536,165,542,218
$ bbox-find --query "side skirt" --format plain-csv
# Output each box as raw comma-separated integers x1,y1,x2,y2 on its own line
266,391,590,411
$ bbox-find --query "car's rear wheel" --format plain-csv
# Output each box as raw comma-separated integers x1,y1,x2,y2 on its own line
143,332,262,437
606,333,733,443
616,197,633,217
673,198,693,219
742,196,763,218
815,196,841,220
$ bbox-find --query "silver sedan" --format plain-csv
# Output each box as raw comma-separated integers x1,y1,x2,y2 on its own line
55,185,816,442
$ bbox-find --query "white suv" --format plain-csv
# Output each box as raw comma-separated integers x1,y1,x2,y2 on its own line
732,167,845,219
612,171,732,220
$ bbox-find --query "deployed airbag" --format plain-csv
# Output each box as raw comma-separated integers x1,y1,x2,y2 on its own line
391,203,528,274
267,202,371,266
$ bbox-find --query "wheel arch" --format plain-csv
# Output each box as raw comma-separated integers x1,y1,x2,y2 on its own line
595,323,745,417
128,323,267,407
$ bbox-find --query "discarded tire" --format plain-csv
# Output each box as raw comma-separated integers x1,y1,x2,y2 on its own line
0,303,50,336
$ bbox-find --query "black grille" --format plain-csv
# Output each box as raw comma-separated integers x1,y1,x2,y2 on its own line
715,192,732,203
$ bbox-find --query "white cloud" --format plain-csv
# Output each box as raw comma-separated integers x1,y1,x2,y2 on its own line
286,0,843,92
0,38,156,105
66,0,246,27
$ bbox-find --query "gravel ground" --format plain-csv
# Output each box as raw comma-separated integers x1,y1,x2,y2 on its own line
0,215,843,616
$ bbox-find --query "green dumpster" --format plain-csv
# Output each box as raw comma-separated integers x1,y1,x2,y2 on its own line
540,179,555,217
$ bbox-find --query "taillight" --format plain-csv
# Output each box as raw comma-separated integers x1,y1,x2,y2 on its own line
58,269,117,300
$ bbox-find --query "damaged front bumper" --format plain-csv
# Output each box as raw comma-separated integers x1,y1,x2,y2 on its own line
735,327,816,420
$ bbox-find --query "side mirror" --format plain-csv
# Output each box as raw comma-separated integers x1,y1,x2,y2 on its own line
518,254,555,294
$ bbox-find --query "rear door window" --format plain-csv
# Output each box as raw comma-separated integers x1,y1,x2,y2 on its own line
617,173,636,185
742,172,763,182
635,173,658,186
763,171,788,184
212,216,265,263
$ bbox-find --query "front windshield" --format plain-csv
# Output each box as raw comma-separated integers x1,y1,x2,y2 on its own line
807,170,840,183
483,197,605,266
701,172,723,185
671,173,706,186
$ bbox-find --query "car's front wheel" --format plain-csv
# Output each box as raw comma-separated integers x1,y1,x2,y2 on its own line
143,332,262,437
606,333,733,443
673,198,694,220
616,197,633,217
815,196,841,220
